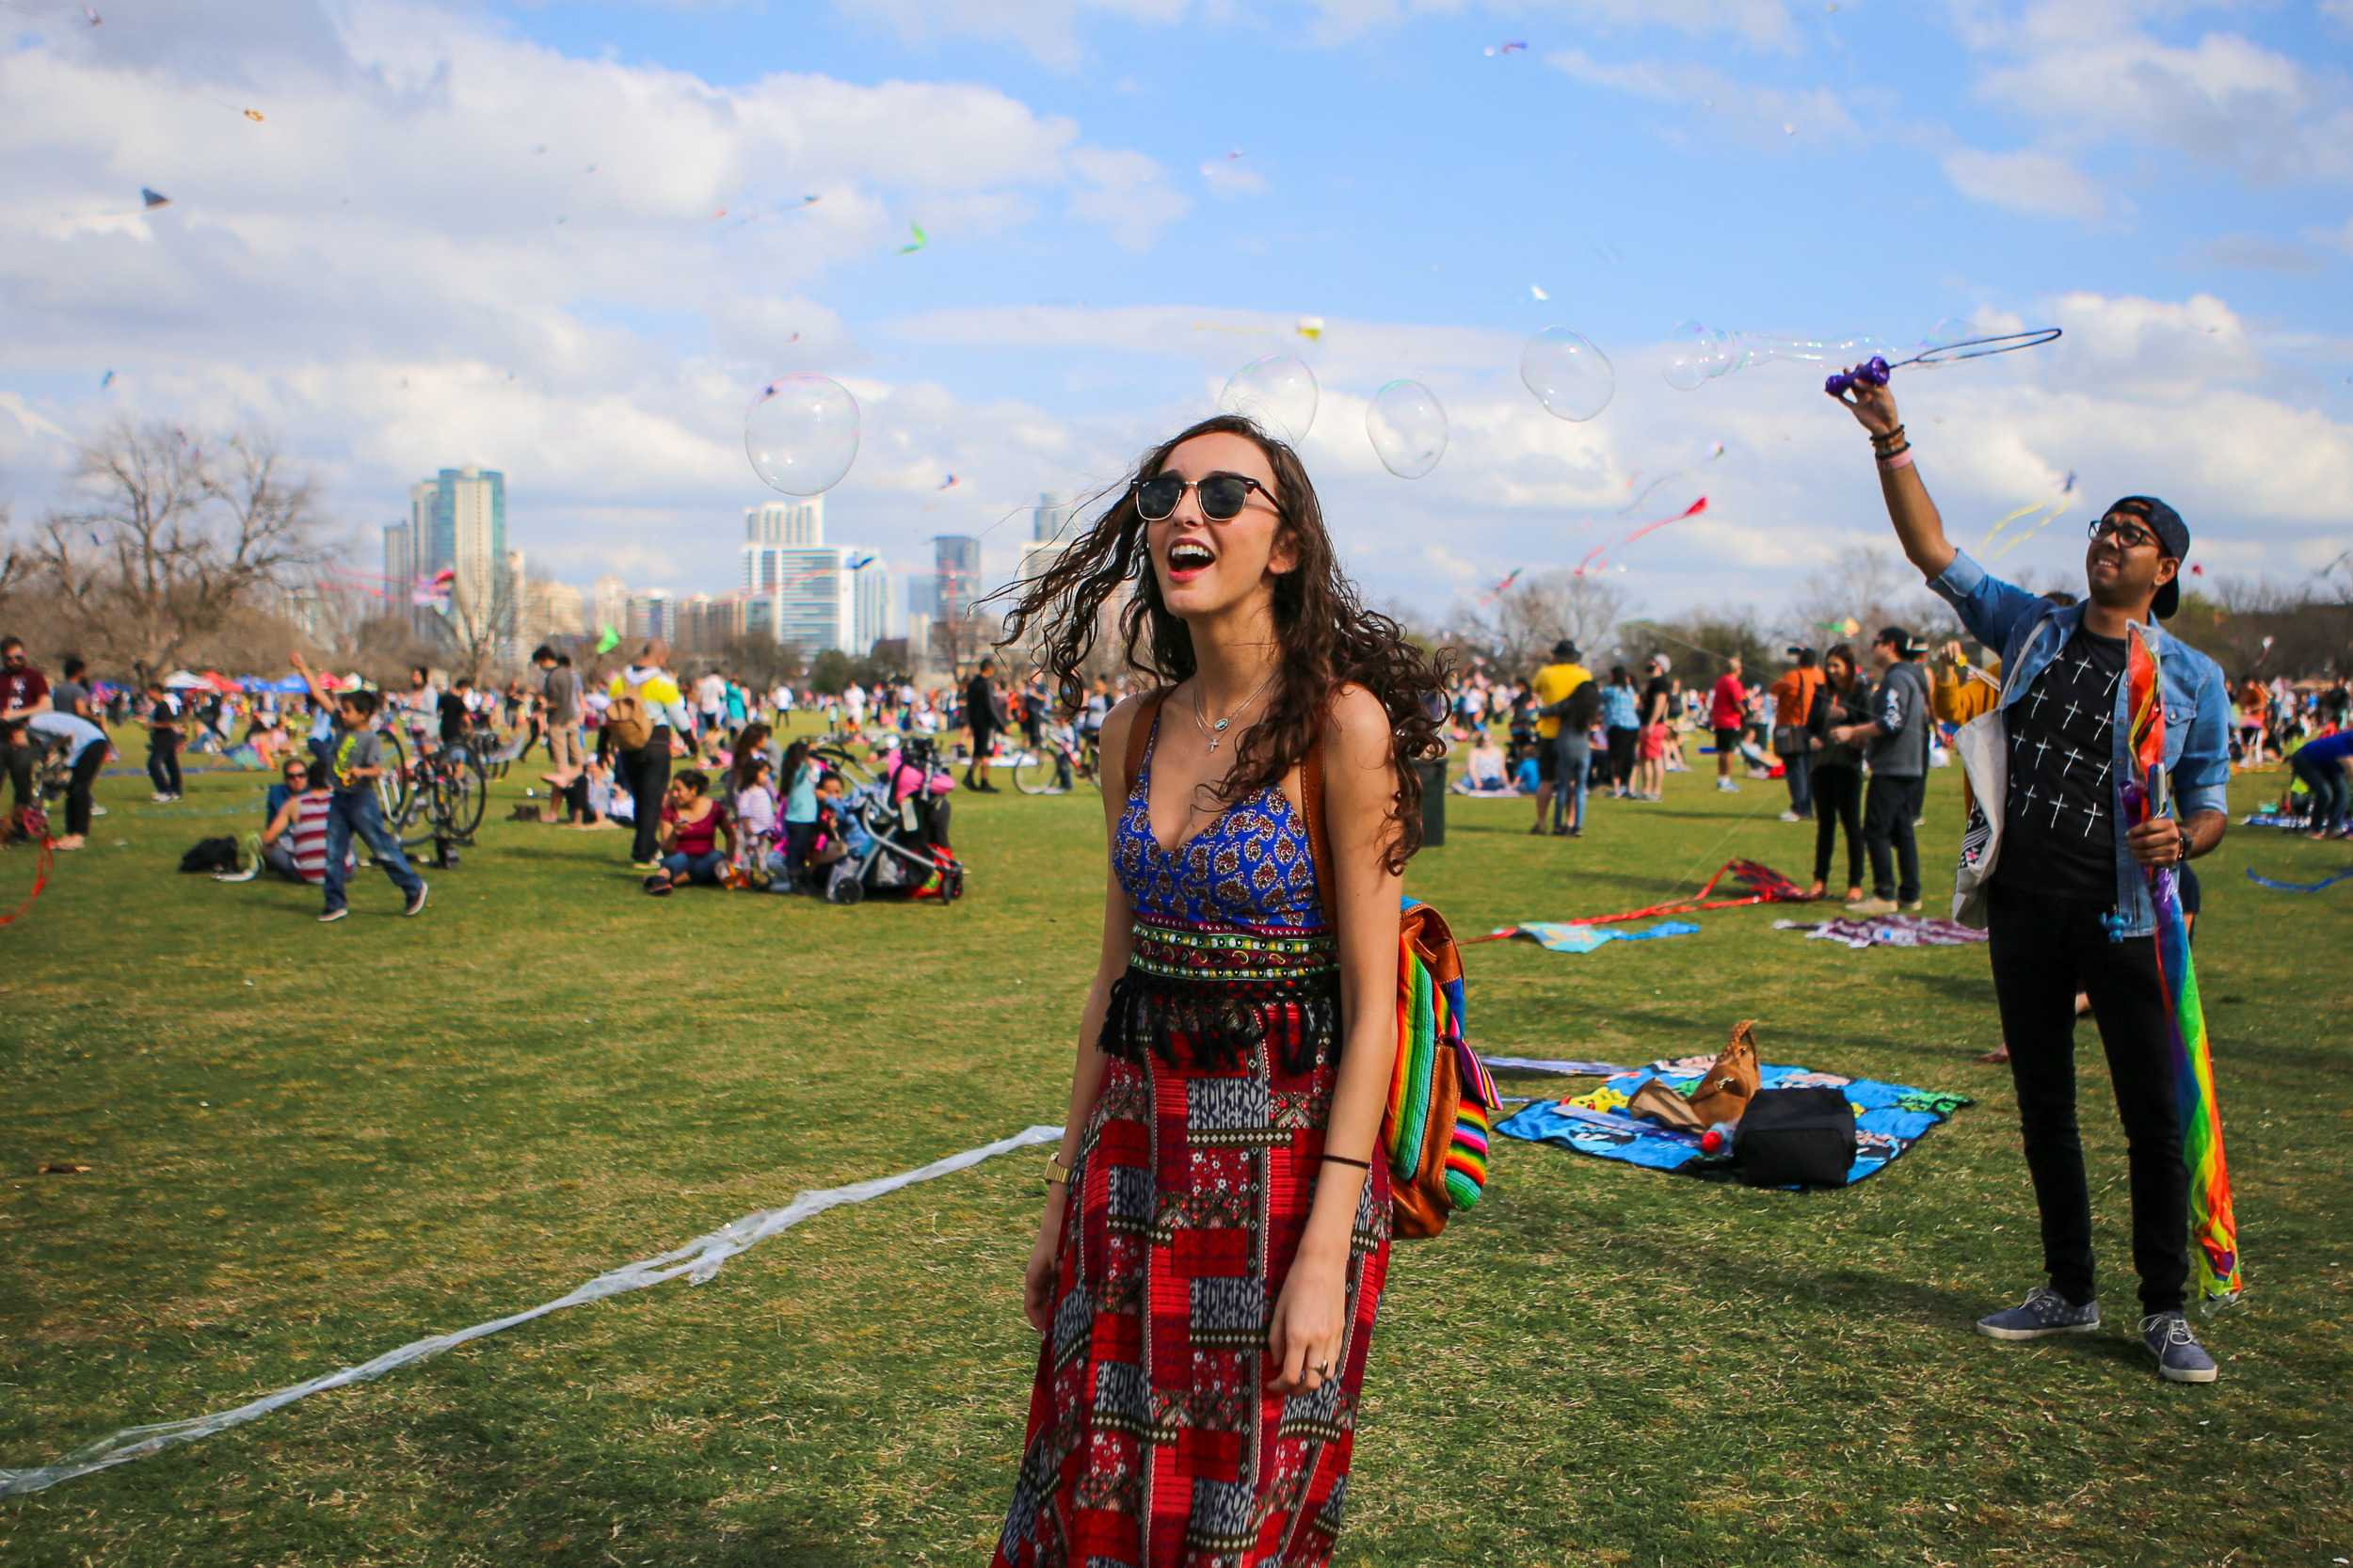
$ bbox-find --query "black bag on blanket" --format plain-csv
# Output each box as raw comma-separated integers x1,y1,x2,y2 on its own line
1734,1087,1857,1188
179,836,240,873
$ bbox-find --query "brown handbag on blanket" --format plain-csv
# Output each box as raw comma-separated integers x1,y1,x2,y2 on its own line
1626,1079,1707,1131
1685,1020,1763,1125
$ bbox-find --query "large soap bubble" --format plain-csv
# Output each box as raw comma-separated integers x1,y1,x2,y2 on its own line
1366,379,1449,479
745,374,860,496
1218,354,1319,443
1520,327,1614,422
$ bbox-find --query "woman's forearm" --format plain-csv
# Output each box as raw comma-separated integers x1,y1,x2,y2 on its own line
1054,972,1119,1168
1298,1006,1393,1268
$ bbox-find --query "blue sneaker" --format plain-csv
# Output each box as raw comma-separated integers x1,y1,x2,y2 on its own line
2140,1312,2218,1384
1977,1286,2100,1340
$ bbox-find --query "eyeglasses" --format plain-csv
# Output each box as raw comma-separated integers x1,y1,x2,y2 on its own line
1132,472,1274,523
2089,516,2160,551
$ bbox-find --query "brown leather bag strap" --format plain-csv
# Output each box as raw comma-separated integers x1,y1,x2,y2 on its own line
1122,687,1171,796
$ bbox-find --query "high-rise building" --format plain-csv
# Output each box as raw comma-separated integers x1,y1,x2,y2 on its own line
625,589,675,646
520,577,586,648
762,548,856,653
590,574,629,639
934,535,982,623
1018,491,1082,586
743,498,825,590
852,556,894,655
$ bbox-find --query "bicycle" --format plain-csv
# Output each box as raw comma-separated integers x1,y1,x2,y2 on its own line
1013,730,1093,795
396,738,487,849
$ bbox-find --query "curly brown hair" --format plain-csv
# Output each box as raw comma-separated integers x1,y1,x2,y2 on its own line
993,413,1449,872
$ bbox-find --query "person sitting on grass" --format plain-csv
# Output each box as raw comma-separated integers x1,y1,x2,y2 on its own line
220,760,336,885
550,758,624,829
1463,730,1508,792
730,753,779,873
644,769,733,895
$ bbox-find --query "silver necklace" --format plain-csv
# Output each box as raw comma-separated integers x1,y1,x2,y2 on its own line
1190,667,1278,753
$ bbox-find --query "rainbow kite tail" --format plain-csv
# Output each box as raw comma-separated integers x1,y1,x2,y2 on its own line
2154,876,2242,1308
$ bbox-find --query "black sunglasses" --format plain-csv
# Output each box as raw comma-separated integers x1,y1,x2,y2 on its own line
1133,472,1274,523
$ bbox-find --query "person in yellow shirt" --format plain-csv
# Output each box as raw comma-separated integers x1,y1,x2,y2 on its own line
606,641,694,871
1527,639,1592,836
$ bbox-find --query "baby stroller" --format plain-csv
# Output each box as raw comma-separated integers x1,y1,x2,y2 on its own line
819,775,965,904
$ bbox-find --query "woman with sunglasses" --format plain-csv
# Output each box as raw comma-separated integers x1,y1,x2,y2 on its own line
989,414,1445,1566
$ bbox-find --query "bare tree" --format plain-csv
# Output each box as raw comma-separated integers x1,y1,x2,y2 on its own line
438,568,520,686
34,422,325,677
1453,569,1628,675
1785,545,1950,648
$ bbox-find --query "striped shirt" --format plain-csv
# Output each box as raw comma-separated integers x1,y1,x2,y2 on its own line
289,792,333,883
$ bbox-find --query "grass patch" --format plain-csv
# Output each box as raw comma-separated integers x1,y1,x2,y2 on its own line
2,745,2348,1566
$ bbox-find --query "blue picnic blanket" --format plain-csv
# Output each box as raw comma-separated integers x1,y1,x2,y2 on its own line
1495,1056,1971,1185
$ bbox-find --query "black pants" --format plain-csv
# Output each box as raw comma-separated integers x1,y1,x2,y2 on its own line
0,729,31,812
1812,763,1863,888
1863,772,1923,903
64,744,105,836
1986,883,2189,1315
1606,726,1638,787
620,732,670,863
148,730,184,796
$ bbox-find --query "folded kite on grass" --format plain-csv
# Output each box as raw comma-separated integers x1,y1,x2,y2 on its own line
1771,915,1990,950
1481,919,1698,952
1496,1058,1970,1184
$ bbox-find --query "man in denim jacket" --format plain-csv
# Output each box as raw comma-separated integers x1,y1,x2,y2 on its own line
1830,375,2231,1384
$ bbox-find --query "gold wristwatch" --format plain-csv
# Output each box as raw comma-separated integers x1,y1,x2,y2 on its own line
1044,1154,1072,1188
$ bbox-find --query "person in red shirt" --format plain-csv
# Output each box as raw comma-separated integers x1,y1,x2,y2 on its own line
1707,656,1747,792
1,635,53,827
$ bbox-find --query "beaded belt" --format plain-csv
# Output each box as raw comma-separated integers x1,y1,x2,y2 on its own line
1127,919,1337,985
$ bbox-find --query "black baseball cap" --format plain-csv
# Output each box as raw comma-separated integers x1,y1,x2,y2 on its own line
2108,496,2190,619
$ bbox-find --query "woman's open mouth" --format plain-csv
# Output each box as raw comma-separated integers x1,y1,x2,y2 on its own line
1166,538,1215,583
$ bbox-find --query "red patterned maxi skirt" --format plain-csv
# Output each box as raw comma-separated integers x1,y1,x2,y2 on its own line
992,918,1392,1567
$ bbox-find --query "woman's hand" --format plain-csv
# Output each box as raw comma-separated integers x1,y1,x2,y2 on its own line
1266,1254,1347,1396
1022,1192,1067,1335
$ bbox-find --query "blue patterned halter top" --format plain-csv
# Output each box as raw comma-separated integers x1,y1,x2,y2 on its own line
1112,707,1324,930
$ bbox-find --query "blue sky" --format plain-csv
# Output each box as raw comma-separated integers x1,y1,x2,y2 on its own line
2,0,2349,631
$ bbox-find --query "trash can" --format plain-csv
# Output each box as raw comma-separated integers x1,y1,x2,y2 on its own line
1416,756,1448,848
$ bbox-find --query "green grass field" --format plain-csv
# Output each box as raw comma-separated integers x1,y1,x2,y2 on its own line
3,740,2349,1567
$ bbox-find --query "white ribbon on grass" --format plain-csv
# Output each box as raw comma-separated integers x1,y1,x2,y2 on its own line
0,1124,1064,1497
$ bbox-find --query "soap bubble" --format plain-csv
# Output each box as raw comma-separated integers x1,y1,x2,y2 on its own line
1366,379,1448,479
745,374,859,496
1218,354,1319,443
1521,327,1614,422
1663,321,1721,392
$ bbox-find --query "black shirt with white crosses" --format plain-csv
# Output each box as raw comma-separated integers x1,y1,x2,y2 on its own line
1995,626,2125,903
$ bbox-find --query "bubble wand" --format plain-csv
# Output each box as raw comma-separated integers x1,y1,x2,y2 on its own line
1823,328,2063,396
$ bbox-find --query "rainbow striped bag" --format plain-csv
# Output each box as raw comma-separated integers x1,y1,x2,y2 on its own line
1299,744,1499,1240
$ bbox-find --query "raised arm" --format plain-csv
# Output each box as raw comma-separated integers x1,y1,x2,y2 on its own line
1826,377,1956,581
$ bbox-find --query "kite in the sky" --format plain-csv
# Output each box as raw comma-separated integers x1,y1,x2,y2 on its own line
99,370,114,390
1479,568,1523,606
243,108,264,122
596,626,621,654
1618,440,1724,515
846,552,876,571
140,187,170,210
1577,497,1707,576
1529,284,1549,301
1483,40,1528,55
937,474,959,490
899,222,927,254
1296,316,1324,342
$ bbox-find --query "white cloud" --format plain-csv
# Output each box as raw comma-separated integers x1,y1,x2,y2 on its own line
1941,148,2123,222
1546,46,1861,145
1963,8,2353,185
1198,157,1268,198
1305,0,1801,50
829,0,1196,70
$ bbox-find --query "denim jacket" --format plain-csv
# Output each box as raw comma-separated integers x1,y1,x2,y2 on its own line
1929,548,2231,938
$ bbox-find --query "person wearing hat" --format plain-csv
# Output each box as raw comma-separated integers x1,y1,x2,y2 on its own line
1830,376,2233,1385
1526,638,1592,836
